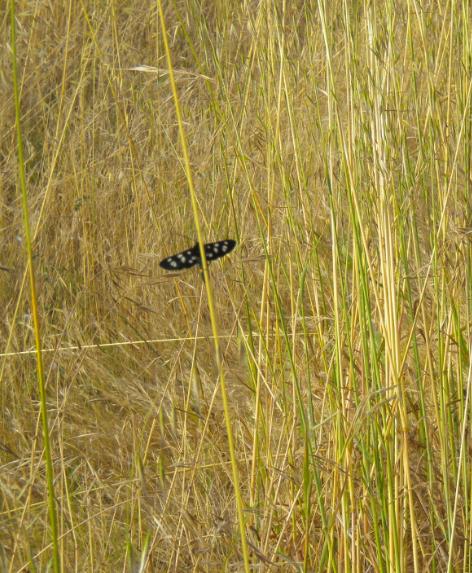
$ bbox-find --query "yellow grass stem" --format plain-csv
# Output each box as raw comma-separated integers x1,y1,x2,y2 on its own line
155,1,250,570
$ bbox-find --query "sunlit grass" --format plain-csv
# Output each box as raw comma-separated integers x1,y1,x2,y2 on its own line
1,1,472,571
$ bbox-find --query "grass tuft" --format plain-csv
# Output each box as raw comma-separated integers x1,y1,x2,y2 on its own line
1,1,472,571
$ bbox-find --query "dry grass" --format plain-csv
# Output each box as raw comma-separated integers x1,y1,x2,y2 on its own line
2,1,472,571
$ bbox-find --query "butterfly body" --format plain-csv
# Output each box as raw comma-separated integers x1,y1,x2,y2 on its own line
159,240,236,271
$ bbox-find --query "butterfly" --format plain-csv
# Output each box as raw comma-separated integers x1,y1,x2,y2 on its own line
159,240,236,271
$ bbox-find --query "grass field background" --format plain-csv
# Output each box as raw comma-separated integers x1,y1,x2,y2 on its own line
2,1,472,571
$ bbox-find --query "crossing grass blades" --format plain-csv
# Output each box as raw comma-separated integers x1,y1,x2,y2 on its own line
159,240,236,271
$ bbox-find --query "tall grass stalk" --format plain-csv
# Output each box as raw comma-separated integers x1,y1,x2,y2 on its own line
156,1,250,570
9,1,60,571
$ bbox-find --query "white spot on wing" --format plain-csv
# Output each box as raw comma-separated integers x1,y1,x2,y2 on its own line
170,260,178,268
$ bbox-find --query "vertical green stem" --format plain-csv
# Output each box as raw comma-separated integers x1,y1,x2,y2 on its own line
9,1,60,571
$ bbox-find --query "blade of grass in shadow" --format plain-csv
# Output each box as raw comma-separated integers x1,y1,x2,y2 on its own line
9,1,60,571
155,1,250,571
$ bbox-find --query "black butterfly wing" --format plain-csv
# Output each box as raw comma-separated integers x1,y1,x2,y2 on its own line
159,245,201,270
160,240,236,271
200,240,236,262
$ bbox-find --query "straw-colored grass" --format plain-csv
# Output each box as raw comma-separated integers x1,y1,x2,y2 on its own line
1,1,472,571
